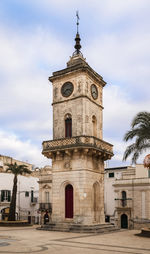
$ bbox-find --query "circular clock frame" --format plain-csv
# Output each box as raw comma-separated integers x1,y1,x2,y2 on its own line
61,82,74,97
91,84,98,100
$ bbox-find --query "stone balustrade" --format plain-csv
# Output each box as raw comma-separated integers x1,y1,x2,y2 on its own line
42,135,113,155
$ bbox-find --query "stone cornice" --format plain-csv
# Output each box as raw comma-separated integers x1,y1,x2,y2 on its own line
49,63,106,87
52,95,103,109
52,168,104,174
113,178,150,187
38,180,52,184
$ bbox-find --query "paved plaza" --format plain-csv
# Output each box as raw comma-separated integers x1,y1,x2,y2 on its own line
0,226,150,254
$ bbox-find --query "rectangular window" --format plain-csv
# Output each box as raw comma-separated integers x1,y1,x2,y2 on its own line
109,172,114,178
1,190,11,202
25,191,29,197
45,192,50,203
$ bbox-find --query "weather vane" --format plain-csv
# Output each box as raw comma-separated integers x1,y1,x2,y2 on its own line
76,11,79,33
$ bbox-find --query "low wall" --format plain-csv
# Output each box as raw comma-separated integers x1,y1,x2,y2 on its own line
132,219,150,230
0,220,31,227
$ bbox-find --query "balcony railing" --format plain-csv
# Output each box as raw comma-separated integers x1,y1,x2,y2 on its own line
39,203,52,213
115,198,132,209
42,135,113,154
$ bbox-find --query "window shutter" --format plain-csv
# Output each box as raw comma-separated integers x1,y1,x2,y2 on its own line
1,190,4,202
8,191,11,202
31,190,34,202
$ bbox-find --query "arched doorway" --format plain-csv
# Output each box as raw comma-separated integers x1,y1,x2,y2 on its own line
121,214,128,228
65,184,73,218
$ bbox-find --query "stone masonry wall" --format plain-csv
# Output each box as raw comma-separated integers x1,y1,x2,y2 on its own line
52,72,103,139
52,169,104,225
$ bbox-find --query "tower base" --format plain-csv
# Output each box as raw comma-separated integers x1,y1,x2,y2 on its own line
38,222,118,233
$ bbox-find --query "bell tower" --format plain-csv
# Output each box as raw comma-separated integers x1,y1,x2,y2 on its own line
42,15,113,226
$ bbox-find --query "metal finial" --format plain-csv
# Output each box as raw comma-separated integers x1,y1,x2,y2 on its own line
73,11,82,56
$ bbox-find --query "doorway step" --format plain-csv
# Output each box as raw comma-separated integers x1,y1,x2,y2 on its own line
38,222,118,233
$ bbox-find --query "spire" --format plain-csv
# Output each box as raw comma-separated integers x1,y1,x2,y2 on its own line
73,11,82,56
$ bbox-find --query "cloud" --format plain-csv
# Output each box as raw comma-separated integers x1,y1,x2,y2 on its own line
102,84,150,166
103,85,150,135
85,18,150,167
0,25,70,75
30,0,150,16
0,23,72,142
86,31,150,93
0,1,150,168
0,130,50,167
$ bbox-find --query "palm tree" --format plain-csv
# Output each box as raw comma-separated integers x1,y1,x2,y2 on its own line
123,111,150,164
5,162,31,221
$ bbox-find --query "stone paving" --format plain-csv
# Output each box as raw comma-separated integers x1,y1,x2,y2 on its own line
0,226,150,254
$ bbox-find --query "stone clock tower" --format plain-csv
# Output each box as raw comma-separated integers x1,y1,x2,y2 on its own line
42,26,113,228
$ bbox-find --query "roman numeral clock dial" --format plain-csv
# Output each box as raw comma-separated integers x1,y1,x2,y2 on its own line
61,82,74,97
91,84,98,100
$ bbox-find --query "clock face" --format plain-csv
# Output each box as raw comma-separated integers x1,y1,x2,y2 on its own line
91,84,98,100
61,82,74,97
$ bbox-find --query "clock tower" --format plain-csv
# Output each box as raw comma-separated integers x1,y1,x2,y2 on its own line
42,24,113,228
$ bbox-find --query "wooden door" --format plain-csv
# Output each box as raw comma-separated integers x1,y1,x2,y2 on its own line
121,214,128,228
65,184,73,218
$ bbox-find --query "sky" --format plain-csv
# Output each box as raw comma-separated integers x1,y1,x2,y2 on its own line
0,0,150,168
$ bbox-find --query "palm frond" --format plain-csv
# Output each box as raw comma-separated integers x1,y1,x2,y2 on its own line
5,162,31,175
123,128,144,141
123,143,136,161
18,165,31,175
123,111,150,164
131,150,140,164
132,112,150,128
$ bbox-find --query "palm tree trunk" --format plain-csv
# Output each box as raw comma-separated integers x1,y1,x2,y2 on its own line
8,174,17,221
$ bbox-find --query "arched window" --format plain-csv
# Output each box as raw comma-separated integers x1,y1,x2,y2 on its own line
92,115,97,137
65,114,72,138
121,191,127,207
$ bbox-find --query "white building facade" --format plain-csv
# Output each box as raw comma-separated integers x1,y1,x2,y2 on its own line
104,164,150,229
0,155,39,223
38,166,52,224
